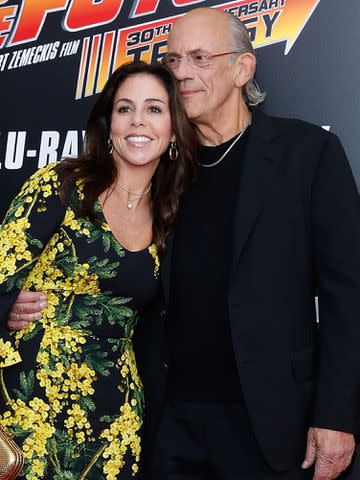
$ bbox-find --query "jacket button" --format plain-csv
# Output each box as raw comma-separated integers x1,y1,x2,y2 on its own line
163,362,168,369
161,309,166,316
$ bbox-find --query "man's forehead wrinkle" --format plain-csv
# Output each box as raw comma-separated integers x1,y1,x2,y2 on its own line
173,8,230,30
166,48,211,56
168,16,230,52
167,31,225,53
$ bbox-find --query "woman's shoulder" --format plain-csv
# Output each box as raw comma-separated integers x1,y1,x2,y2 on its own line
21,160,82,207
19,162,62,199
2,163,68,228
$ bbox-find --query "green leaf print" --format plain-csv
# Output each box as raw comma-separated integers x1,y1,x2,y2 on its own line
123,316,137,339
60,299,91,329
53,430,77,471
132,388,145,418
19,320,42,342
56,253,78,277
27,236,43,249
78,395,96,413
87,256,119,279
8,424,29,438
78,214,125,257
13,370,35,403
5,267,35,292
2,196,23,224
54,430,100,475
73,303,102,328
65,315,91,330
83,344,114,377
87,229,101,242
101,234,111,253
54,429,70,448
83,294,135,328
102,305,133,326
107,338,123,353
53,470,77,480
54,302,72,327
109,236,125,257
83,293,130,306
21,462,32,479
98,415,113,423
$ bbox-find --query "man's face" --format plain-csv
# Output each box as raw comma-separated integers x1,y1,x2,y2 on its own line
166,10,241,125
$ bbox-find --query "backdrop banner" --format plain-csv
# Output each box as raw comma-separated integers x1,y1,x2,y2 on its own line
1,0,359,219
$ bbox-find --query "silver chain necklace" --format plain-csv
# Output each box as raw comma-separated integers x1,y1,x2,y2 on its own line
200,118,252,168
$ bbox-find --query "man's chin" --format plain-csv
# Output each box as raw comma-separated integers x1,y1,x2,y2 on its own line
184,105,202,121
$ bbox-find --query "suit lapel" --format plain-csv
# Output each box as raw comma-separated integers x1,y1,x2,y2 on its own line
231,109,283,278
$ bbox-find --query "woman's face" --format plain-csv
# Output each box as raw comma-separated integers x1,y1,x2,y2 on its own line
110,73,175,169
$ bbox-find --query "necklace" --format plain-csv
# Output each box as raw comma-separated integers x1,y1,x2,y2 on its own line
116,182,152,209
200,117,252,168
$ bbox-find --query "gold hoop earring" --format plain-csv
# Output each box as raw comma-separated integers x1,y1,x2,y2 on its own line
107,138,113,155
169,141,178,160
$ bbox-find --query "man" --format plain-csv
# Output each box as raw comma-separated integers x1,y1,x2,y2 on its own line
7,8,360,480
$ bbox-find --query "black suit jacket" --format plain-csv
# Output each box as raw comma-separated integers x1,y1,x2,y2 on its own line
135,109,360,472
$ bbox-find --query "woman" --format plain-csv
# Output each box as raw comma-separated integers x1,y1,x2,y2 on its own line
0,61,198,479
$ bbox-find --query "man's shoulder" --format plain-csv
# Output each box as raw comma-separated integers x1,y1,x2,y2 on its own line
251,109,347,175
255,109,336,145
270,113,327,138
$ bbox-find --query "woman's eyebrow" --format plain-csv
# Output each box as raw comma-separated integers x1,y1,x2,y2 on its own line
114,97,166,104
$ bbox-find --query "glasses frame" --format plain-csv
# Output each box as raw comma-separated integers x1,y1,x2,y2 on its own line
162,51,241,69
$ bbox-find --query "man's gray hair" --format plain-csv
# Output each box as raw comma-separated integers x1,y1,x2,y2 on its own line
225,11,266,106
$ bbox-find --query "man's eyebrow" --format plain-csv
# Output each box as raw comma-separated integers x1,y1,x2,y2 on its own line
188,48,209,54
166,48,208,56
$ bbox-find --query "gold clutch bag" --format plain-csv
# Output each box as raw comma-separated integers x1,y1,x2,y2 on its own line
0,427,24,480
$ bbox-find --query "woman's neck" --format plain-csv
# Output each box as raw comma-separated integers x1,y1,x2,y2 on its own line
115,162,156,194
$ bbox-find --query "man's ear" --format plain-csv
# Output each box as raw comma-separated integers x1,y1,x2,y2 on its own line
235,52,256,88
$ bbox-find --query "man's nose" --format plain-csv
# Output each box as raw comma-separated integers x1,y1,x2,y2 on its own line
173,57,194,81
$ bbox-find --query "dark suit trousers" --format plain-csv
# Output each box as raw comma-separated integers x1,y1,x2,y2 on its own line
151,400,314,480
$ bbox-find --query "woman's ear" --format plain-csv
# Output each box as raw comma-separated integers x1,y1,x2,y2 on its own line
171,132,176,143
235,52,256,88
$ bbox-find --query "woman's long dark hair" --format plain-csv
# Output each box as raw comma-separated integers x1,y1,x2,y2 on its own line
58,61,199,256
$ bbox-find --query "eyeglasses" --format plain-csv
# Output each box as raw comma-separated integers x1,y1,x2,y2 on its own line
162,51,240,70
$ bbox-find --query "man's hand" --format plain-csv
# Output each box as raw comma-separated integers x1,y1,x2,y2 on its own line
8,291,47,330
302,427,355,480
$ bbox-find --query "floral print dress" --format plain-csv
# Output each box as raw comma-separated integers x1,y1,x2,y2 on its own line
0,164,160,480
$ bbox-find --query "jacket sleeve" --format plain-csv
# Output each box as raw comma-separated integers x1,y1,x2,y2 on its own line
311,132,360,433
0,163,67,368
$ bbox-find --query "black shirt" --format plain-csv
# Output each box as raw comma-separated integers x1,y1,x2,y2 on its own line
167,128,250,401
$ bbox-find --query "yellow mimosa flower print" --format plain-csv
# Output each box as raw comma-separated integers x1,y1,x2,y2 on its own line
0,163,159,479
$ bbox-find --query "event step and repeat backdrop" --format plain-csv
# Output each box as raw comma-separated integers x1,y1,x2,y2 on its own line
1,0,359,219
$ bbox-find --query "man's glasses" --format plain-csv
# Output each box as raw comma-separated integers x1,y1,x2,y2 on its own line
163,51,240,70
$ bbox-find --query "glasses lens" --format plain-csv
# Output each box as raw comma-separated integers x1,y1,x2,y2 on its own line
190,53,211,67
163,55,179,69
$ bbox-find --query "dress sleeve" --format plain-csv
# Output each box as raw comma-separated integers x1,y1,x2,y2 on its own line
0,163,67,368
